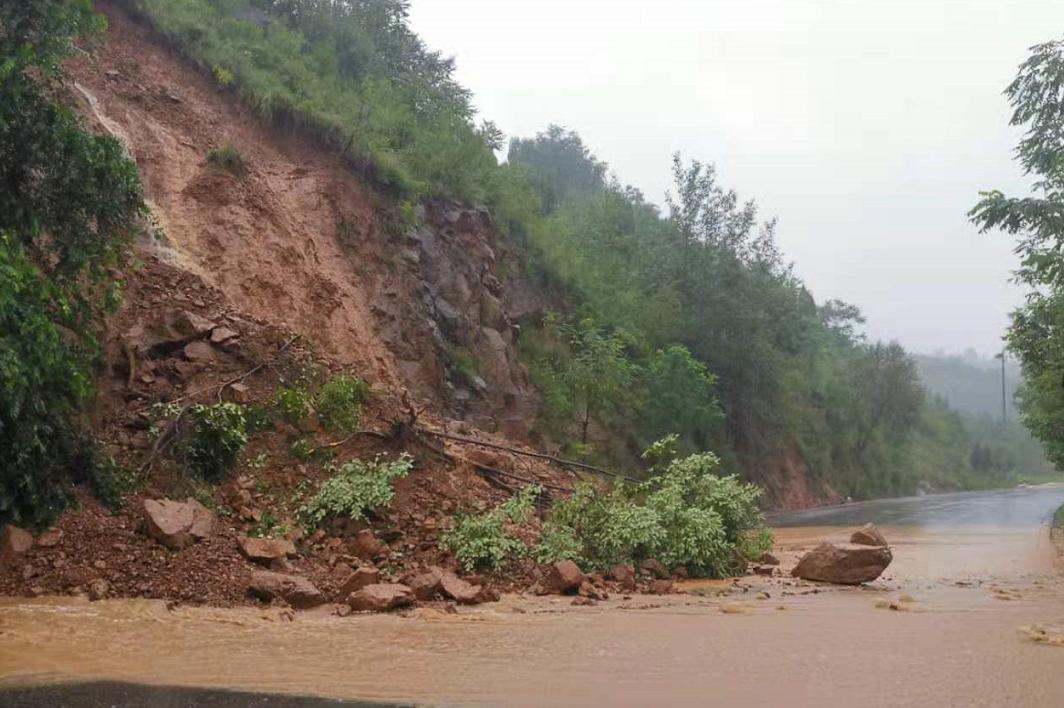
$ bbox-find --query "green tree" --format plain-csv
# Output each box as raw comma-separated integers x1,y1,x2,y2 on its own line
970,37,1064,469
0,0,145,523
642,345,724,450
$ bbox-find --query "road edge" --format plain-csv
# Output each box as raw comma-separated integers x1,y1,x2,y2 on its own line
1053,503,1064,561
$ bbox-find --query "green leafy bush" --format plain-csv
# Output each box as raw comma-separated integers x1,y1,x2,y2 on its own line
273,385,313,425
299,454,413,528
538,447,770,577
442,485,541,572
184,403,248,480
315,374,369,434
0,1,145,524
207,144,245,173
85,452,136,511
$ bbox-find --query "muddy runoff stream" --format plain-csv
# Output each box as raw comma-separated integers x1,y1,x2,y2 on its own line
3,486,1064,707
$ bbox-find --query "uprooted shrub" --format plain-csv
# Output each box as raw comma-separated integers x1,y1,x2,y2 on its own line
206,144,245,173
535,449,771,577
440,484,541,572
315,374,370,434
271,372,369,434
298,454,414,529
183,403,248,481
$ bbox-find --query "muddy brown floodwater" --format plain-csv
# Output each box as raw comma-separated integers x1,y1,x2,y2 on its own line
3,486,1064,707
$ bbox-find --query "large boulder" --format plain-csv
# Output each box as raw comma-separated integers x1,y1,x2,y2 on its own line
347,583,415,612
850,523,888,547
237,536,297,564
791,542,892,585
545,560,586,594
143,499,216,550
249,571,324,609
0,525,33,565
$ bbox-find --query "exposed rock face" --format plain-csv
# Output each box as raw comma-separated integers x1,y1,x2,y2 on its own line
850,523,888,547
347,583,414,612
791,543,893,585
143,499,216,550
440,573,480,604
338,567,380,597
237,536,296,564
248,570,324,609
0,525,33,565
545,560,586,594
412,201,542,439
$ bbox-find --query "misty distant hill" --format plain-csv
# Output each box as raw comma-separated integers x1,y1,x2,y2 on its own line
914,352,1020,420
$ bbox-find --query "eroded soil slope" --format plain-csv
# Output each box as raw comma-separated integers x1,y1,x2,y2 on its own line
73,1,541,439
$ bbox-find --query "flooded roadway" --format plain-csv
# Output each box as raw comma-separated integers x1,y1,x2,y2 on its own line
2,485,1064,707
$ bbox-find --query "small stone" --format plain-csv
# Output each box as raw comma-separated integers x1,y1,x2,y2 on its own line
607,564,637,591
758,552,781,566
36,529,64,548
211,327,239,344
338,567,381,597
408,569,444,601
650,579,674,595
850,523,889,547
248,570,324,609
350,529,383,559
170,310,217,338
237,536,296,565
225,382,251,404
0,524,33,565
88,579,110,601
347,583,414,612
639,558,669,579
183,341,216,362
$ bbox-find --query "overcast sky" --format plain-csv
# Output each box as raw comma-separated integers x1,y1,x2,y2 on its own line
409,0,1062,356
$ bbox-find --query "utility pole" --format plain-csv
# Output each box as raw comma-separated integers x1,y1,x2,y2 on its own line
999,350,1007,424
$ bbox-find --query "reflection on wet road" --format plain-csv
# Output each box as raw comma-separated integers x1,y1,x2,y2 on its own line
771,484,1064,529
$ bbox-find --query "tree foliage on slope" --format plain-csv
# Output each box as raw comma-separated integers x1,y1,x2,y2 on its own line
971,37,1064,471
510,127,981,497
0,1,146,523
129,0,506,202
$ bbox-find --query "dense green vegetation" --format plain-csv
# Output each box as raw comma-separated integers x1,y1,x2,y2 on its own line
443,441,772,578
971,38,1064,473
122,0,1047,499
509,129,1001,497
0,0,145,524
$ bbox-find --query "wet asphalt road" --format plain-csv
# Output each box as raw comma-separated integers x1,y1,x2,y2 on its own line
769,483,1064,529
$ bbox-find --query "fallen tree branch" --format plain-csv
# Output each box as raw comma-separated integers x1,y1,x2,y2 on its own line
419,428,639,483
146,333,302,409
